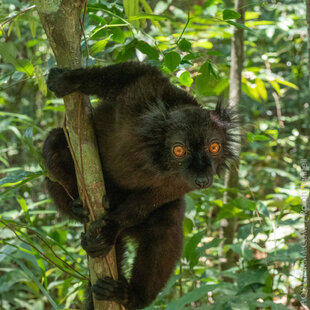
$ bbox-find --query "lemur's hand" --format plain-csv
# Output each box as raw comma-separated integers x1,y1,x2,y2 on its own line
47,68,80,97
81,217,119,258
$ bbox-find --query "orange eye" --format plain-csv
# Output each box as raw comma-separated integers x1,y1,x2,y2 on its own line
209,143,220,154
173,145,186,157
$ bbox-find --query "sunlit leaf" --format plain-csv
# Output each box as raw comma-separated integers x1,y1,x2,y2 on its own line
223,9,241,20
270,80,281,95
254,134,270,141
255,78,267,101
178,71,193,87
275,78,298,90
127,13,166,21
123,0,139,27
0,43,34,76
192,40,213,49
109,19,126,43
245,11,261,20
213,78,229,95
164,51,181,71
90,37,110,55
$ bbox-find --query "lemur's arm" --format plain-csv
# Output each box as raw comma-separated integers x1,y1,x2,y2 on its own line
47,62,162,98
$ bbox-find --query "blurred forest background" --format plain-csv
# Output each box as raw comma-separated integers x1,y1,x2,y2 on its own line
0,0,309,309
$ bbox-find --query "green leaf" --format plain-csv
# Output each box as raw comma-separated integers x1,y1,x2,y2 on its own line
183,217,194,235
178,38,191,52
237,269,268,291
127,13,166,21
0,270,27,294
123,0,139,27
90,37,110,55
12,259,59,310
255,78,267,101
226,20,251,31
28,16,37,38
136,41,159,60
254,134,270,141
266,129,278,139
223,9,241,20
242,79,261,101
192,40,213,49
275,78,298,90
206,50,222,56
196,73,210,94
139,0,163,30
109,19,126,43
0,171,44,196
164,51,181,71
183,52,203,61
213,78,229,95
196,61,217,94
34,66,47,95
247,132,254,142
166,285,217,310
233,198,256,211
270,80,281,95
184,230,206,260
178,71,193,87
89,14,107,25
17,197,31,223
0,42,34,76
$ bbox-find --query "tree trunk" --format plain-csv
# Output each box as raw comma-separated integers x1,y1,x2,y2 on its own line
35,1,119,309
220,0,245,274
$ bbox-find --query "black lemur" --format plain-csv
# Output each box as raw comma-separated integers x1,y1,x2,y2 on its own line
43,62,238,309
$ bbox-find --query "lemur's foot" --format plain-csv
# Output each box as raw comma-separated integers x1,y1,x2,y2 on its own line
92,276,129,306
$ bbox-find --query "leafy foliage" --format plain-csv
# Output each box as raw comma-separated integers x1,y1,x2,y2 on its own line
0,0,309,309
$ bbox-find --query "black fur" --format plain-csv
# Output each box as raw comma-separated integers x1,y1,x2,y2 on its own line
43,62,239,309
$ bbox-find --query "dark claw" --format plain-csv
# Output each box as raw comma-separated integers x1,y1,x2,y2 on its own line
69,197,89,223
92,276,129,305
81,218,118,258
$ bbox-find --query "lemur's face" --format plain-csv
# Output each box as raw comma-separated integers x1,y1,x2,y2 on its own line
138,104,239,189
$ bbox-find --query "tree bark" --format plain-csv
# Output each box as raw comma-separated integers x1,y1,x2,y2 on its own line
35,1,119,309
220,0,245,274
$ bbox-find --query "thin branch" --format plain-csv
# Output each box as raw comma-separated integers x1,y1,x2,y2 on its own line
271,91,285,128
26,225,88,281
0,5,36,29
265,60,285,128
1,220,88,281
176,10,191,45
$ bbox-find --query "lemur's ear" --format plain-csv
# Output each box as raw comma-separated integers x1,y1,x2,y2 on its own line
210,97,239,129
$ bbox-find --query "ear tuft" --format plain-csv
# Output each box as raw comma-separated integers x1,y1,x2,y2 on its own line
210,97,239,129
